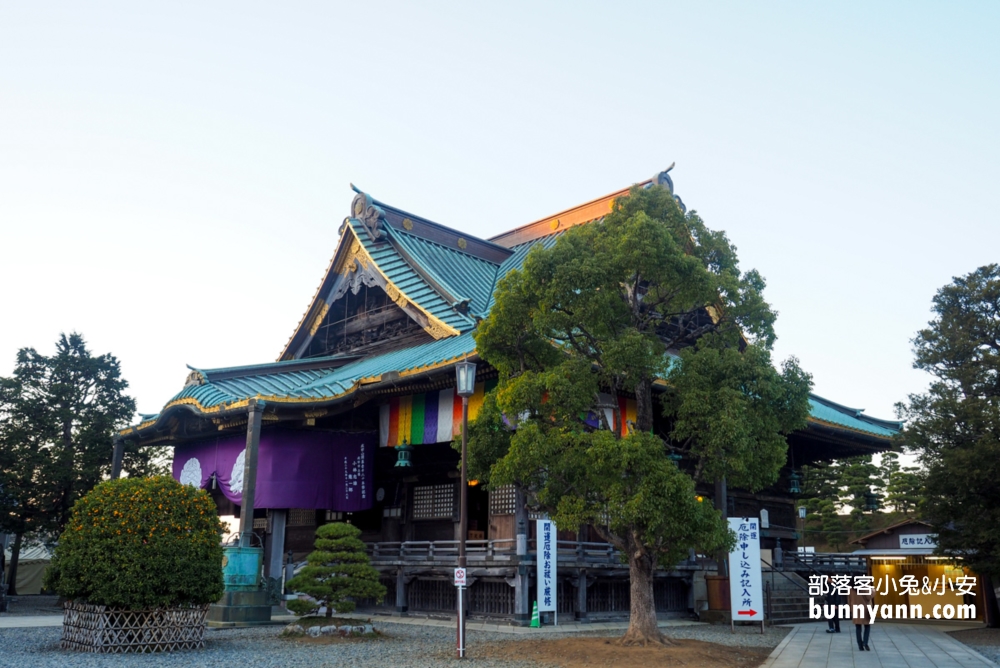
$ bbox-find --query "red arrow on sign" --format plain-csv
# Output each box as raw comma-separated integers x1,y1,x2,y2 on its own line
737,609,758,616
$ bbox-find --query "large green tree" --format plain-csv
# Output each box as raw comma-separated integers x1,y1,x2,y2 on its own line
898,265,1000,594
879,451,924,516
470,184,812,645
0,333,162,594
798,455,890,550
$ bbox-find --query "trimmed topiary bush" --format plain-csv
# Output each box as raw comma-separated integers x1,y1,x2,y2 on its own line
46,475,225,609
287,522,386,617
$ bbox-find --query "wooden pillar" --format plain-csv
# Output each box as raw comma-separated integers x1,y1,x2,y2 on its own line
395,568,409,615
266,509,287,580
110,437,125,479
513,489,531,625
239,399,264,548
575,569,588,621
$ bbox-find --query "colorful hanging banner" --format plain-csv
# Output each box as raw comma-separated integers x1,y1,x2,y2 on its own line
380,385,638,447
379,379,498,447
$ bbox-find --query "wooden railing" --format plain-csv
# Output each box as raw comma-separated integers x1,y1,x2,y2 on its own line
366,539,623,564
782,551,866,573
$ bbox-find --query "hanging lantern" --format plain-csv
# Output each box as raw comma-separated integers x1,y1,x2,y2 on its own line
788,470,802,495
455,359,477,398
394,439,413,468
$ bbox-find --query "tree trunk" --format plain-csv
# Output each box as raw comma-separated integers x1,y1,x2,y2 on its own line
620,547,673,646
6,532,22,596
635,377,654,434
982,573,1000,628
59,418,74,530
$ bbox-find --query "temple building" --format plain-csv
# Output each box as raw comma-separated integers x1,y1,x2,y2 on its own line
121,169,901,622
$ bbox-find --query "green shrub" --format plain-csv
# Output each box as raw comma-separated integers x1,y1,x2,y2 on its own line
45,475,225,609
287,522,386,617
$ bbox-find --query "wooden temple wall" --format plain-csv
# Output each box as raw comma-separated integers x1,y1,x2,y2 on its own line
354,569,690,621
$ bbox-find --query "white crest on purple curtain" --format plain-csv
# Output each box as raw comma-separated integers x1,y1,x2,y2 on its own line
230,448,246,494
179,458,202,487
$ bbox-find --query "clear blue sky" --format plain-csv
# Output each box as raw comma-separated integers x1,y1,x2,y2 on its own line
1,2,998,423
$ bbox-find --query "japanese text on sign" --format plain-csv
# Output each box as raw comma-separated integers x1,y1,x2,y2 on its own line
536,519,557,612
728,517,763,621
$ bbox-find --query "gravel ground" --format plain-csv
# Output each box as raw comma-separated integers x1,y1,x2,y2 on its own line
948,628,1000,665
0,622,552,668
0,620,787,668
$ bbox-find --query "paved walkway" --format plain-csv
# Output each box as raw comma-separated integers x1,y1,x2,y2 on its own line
0,614,62,628
761,623,995,668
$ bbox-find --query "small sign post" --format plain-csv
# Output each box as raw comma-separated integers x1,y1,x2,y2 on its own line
536,519,557,626
728,517,764,634
454,568,467,656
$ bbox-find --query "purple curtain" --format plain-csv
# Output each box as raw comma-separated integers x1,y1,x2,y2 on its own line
171,429,375,511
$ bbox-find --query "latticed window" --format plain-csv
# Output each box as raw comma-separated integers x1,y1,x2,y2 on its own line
489,484,517,515
412,484,455,520
288,508,316,527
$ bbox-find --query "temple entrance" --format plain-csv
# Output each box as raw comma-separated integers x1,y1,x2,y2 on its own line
467,482,489,540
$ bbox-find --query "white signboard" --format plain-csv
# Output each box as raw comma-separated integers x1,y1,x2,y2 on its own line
536,519,557,612
899,533,936,549
728,517,763,621
454,567,467,587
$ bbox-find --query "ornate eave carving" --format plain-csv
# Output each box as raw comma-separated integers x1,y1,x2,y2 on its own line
651,163,686,213
350,191,386,241
183,370,206,388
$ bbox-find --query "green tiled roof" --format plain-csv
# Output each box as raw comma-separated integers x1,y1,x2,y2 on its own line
349,218,476,334
154,333,477,417
149,338,900,442
807,395,902,437
388,227,501,317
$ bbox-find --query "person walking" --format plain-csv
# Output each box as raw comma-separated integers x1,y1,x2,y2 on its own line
849,582,874,650
825,584,842,633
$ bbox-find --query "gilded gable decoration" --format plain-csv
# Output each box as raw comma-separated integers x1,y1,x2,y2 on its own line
309,302,331,336
384,284,409,309
338,239,370,275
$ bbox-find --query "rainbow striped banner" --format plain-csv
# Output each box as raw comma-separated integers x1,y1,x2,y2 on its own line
380,385,637,447
379,379,497,447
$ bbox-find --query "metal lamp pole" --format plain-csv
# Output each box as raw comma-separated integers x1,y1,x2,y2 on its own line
455,359,476,659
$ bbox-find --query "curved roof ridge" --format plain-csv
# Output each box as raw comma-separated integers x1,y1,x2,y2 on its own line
367,192,510,254
810,393,903,429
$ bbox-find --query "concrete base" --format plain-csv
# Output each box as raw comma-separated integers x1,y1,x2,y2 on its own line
207,590,272,627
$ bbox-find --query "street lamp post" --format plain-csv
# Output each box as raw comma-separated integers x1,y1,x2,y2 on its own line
454,359,476,659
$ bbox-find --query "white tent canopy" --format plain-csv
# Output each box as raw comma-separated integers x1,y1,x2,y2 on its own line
3,544,53,595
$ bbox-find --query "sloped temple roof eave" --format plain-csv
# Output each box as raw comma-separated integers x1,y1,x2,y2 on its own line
128,175,903,455
278,222,470,362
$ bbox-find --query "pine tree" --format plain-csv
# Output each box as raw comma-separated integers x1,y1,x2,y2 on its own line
286,522,386,618
879,452,924,516
0,333,162,595
898,265,1000,582
470,184,812,645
